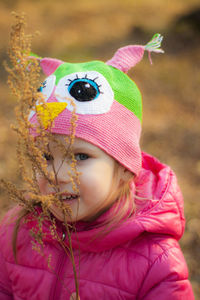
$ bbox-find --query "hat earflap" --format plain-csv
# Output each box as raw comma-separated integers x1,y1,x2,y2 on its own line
106,33,164,73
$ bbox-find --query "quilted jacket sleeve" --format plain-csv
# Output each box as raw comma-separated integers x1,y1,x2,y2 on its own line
0,250,13,299
138,245,194,300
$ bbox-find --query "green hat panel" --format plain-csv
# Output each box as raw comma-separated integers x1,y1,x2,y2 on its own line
53,61,142,122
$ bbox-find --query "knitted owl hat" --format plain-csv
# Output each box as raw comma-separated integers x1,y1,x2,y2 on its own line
29,34,164,175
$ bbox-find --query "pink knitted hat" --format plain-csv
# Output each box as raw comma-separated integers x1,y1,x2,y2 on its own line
29,34,164,175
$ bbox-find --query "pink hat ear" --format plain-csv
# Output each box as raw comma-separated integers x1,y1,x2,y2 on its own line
106,45,145,73
106,33,164,73
40,57,63,76
28,56,63,75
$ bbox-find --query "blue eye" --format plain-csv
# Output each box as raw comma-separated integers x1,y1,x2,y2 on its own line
67,77,101,102
75,153,89,161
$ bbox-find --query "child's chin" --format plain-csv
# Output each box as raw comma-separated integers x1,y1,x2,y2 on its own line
49,206,80,223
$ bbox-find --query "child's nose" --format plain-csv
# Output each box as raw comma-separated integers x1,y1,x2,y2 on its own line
50,159,71,184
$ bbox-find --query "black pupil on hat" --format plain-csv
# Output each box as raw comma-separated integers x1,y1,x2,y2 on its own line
69,80,98,102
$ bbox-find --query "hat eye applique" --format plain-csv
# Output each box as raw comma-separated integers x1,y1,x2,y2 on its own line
29,75,56,120
37,75,56,101
68,76,100,102
55,71,114,115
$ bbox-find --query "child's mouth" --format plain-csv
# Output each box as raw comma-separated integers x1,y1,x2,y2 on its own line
60,194,79,202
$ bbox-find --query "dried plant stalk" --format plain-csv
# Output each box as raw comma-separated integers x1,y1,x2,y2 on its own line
1,13,80,299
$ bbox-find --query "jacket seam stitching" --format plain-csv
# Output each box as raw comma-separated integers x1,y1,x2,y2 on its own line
119,246,153,263
136,246,174,298
5,260,53,274
76,277,136,296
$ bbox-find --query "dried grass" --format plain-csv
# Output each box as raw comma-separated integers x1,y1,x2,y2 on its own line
0,13,80,299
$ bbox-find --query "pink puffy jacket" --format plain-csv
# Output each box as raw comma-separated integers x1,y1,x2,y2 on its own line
0,153,194,299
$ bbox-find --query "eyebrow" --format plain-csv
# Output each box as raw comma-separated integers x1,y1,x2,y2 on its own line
71,145,96,153
71,142,99,153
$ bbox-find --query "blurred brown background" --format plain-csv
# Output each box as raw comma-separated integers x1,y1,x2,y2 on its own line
0,0,199,297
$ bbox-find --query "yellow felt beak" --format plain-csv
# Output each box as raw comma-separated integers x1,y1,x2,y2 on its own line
36,102,67,129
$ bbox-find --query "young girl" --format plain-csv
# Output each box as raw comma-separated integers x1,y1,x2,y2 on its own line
0,33,194,299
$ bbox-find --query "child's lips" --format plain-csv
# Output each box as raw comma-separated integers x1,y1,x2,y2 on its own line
59,193,79,202
49,192,80,204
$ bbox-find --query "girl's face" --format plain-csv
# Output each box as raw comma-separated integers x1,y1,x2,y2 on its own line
38,135,127,222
